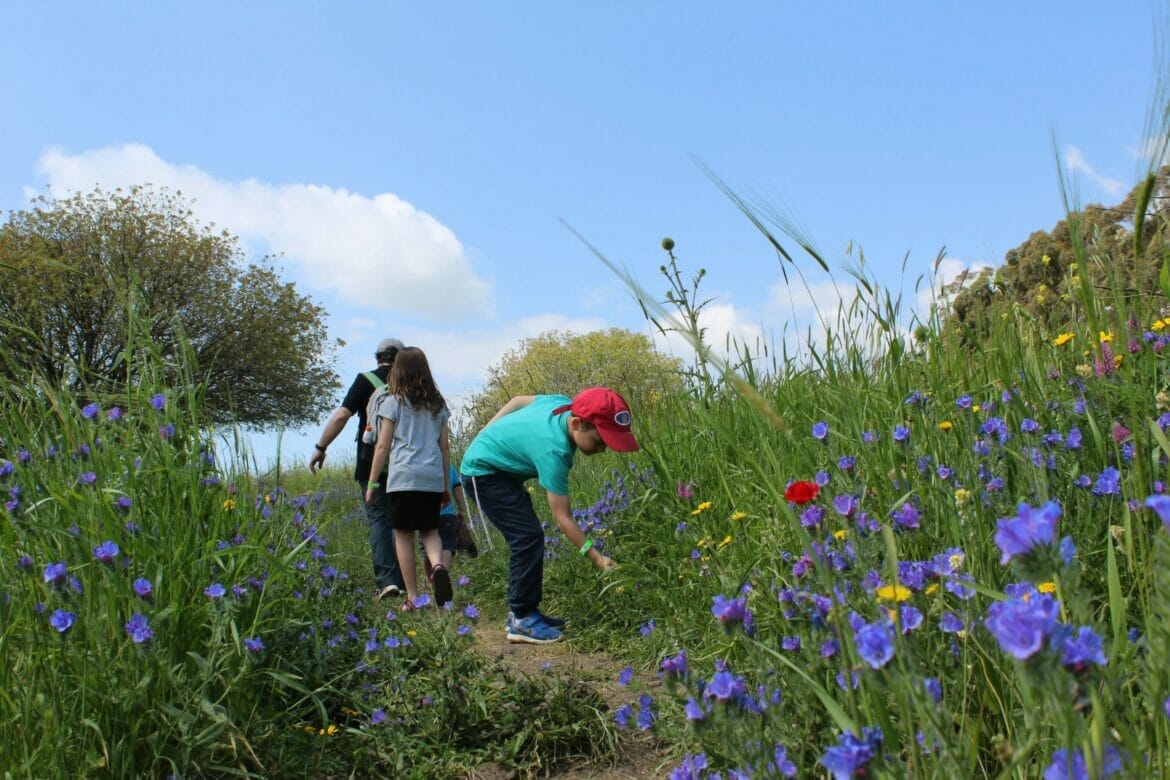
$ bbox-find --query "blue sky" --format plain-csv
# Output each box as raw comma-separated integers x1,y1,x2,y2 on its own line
2,2,1163,470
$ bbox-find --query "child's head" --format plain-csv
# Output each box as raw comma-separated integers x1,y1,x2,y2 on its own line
556,387,639,454
390,347,446,413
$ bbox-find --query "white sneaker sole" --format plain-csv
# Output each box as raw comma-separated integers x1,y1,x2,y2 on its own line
506,629,563,644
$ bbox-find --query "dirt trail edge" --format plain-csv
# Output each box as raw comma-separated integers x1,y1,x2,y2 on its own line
465,628,673,779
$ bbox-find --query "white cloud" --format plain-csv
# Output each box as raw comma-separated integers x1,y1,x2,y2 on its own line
32,143,492,318
1064,145,1127,199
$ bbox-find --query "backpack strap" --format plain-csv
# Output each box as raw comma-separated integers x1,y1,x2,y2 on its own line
362,371,386,389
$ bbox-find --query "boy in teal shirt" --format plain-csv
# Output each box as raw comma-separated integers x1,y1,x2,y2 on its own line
460,387,639,643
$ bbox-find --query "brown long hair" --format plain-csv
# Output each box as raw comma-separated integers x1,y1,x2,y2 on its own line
389,347,447,415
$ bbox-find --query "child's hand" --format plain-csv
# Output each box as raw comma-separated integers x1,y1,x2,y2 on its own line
364,488,376,505
596,555,618,572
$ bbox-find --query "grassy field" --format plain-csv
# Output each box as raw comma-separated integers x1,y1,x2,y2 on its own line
5,188,1170,778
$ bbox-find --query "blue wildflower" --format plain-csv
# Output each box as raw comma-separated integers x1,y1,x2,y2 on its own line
43,562,67,585
1060,625,1107,670
204,583,226,599
995,500,1062,564
49,609,76,633
984,588,1060,660
855,621,894,669
92,540,120,564
125,613,153,643
821,727,882,780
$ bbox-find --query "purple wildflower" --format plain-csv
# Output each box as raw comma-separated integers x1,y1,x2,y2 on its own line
984,589,1060,660
1060,625,1107,670
125,613,153,643
821,727,882,780
204,583,226,599
243,636,265,653
132,578,153,598
661,649,688,677
150,393,166,410
855,621,895,669
1043,745,1124,779
49,609,76,633
812,421,829,441
43,562,67,585
994,501,1061,564
92,540,120,564
1145,494,1170,531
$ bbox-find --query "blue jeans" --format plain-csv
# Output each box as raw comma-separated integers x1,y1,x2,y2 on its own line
363,485,404,590
462,473,543,616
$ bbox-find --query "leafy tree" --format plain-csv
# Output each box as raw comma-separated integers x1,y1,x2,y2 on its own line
462,328,685,439
0,186,340,427
945,166,1170,343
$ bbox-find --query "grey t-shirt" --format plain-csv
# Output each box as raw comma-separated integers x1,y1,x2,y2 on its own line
376,395,450,493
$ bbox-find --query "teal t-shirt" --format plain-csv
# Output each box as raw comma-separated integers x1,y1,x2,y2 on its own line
459,395,575,495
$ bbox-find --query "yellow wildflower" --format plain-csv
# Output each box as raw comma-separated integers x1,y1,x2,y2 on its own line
971,404,981,414
954,488,972,506
886,608,898,622
697,535,711,548
875,583,912,603
691,501,713,516
938,420,953,431
1152,319,1166,332
1099,331,1113,343
319,724,339,736
1037,581,1057,594
222,498,236,512
717,535,733,549
833,529,849,541
1041,254,1051,265
406,629,417,638
1075,363,1093,379
730,510,747,521
1053,332,1074,346
925,583,940,596
1113,354,1124,369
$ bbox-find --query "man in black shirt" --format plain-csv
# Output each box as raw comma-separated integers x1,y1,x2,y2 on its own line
310,338,406,598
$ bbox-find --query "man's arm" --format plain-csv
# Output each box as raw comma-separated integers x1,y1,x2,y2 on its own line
547,492,616,571
309,407,354,474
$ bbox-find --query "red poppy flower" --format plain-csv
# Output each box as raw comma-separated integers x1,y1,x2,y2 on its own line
784,480,820,505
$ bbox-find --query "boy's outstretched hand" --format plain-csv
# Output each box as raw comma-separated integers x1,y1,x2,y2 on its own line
596,554,619,572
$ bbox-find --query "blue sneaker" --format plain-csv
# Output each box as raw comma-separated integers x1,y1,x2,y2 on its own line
534,609,565,628
506,611,563,644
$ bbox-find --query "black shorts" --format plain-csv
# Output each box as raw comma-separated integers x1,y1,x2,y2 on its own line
386,490,442,531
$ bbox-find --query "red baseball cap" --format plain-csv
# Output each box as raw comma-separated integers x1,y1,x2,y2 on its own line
553,387,640,452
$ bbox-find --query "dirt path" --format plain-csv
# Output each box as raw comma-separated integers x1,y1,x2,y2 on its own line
465,628,673,779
